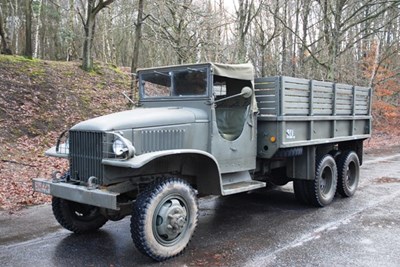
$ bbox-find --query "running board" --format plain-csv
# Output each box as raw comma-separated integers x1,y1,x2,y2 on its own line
221,171,266,196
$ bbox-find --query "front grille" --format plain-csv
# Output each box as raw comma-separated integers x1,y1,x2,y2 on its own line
69,130,104,184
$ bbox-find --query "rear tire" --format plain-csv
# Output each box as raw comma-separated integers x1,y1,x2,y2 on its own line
308,154,338,207
293,180,310,205
336,151,360,197
52,197,108,233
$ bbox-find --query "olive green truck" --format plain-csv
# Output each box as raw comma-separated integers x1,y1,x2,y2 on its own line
33,62,371,261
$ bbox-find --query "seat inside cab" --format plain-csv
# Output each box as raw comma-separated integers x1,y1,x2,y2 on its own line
214,76,252,141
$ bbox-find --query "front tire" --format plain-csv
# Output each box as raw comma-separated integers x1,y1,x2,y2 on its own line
336,151,360,197
131,178,198,261
52,197,108,233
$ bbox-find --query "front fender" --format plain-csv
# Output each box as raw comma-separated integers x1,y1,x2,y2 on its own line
102,149,223,195
45,145,68,158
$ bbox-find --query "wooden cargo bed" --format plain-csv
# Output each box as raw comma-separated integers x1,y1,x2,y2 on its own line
255,76,372,158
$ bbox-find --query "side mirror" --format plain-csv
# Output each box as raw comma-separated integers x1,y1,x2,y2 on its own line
241,86,252,98
214,86,254,104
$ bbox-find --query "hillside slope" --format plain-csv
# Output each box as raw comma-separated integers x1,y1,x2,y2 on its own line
0,55,131,211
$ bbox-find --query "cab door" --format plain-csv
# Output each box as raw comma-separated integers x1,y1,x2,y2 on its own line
210,77,257,173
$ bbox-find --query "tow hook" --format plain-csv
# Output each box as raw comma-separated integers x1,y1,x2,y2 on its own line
87,176,99,190
51,171,62,183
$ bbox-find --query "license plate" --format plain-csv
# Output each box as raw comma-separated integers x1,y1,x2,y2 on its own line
33,180,51,194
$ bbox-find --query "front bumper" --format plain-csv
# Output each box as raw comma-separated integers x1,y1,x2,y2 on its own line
32,178,120,210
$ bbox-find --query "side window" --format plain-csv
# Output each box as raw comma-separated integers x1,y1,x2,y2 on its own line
213,76,252,107
213,82,227,97
214,76,253,141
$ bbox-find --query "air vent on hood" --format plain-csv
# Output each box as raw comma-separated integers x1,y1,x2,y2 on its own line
139,129,185,153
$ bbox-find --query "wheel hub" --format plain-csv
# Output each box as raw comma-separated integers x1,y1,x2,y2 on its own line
320,167,333,195
156,199,187,241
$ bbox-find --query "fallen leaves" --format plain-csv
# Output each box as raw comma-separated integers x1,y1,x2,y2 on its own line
0,56,130,211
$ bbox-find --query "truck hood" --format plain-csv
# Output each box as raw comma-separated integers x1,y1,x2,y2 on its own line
71,107,208,131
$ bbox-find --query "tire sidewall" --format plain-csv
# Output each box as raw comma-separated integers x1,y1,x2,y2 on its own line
52,197,107,233
338,151,360,197
139,180,198,259
315,155,338,206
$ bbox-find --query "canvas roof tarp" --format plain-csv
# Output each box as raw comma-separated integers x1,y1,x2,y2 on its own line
210,62,254,81
138,62,255,81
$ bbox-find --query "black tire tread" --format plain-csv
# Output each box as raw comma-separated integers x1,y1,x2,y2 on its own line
307,154,337,207
131,177,198,261
52,197,108,234
293,180,310,205
336,150,360,197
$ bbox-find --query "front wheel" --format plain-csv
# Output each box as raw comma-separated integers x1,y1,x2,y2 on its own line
52,197,108,233
131,178,198,261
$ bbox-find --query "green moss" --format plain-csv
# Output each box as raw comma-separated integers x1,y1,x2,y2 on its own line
95,82,107,90
29,68,45,78
109,64,126,75
63,70,75,77
79,94,92,105
0,55,39,63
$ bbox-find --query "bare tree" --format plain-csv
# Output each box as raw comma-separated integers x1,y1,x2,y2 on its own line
235,0,262,62
0,5,12,54
130,0,145,104
24,0,32,59
253,0,280,76
78,0,115,71
147,0,207,64
33,0,43,58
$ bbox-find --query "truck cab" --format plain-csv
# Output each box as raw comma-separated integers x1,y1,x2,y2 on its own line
33,63,264,261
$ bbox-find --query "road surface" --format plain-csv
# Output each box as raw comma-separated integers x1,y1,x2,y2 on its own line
1,147,400,266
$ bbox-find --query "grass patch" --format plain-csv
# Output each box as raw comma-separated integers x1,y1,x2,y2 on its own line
0,54,40,64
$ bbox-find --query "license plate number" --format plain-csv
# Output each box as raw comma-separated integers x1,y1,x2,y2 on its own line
33,180,51,194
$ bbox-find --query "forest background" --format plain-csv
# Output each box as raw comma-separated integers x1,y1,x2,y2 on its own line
0,0,399,210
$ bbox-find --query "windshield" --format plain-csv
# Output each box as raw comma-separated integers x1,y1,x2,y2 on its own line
140,67,208,99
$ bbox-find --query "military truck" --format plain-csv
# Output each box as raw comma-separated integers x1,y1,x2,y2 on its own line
33,62,371,261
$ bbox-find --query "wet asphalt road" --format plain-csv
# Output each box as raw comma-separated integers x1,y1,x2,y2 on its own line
1,148,400,267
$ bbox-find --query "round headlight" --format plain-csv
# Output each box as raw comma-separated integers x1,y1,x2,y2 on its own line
113,139,128,156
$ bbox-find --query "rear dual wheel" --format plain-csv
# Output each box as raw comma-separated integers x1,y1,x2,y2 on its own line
337,151,360,197
310,154,338,207
294,151,360,207
294,154,338,207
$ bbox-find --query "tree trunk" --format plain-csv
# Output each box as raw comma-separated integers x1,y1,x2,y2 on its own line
33,0,43,58
81,0,115,71
25,0,32,59
82,13,95,71
67,0,74,61
0,6,12,54
280,1,288,75
130,0,144,105
299,0,311,73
